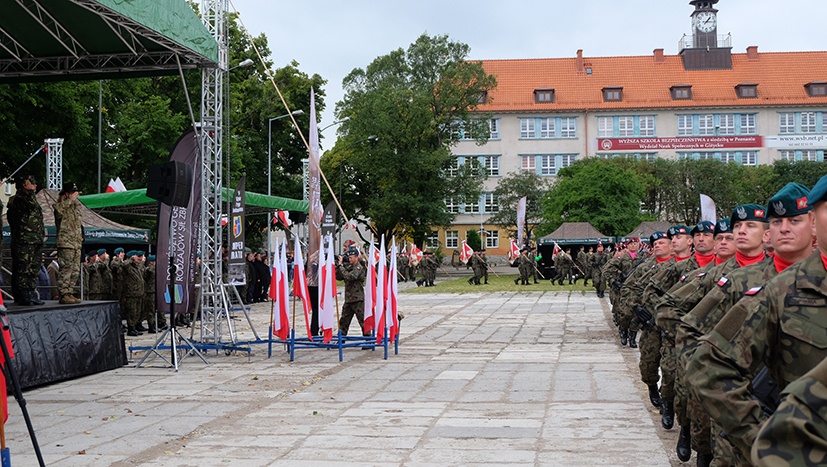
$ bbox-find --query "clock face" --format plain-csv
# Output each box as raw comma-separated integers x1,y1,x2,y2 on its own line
694,11,717,33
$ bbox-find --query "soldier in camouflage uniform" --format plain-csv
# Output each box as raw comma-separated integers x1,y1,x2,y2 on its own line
468,250,484,285
514,248,531,285
143,255,166,332
481,250,490,284
6,175,44,306
397,251,409,282
336,249,367,335
110,247,125,314
590,243,608,298
53,182,83,304
576,247,589,286
97,248,112,299
751,355,827,466
122,251,145,336
604,239,644,345
686,182,819,464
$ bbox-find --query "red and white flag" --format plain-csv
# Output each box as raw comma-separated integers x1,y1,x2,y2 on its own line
275,210,291,228
409,243,422,266
292,235,313,340
363,237,377,334
375,235,387,344
385,238,399,343
270,239,290,340
105,177,127,193
508,239,520,262
459,240,474,264
344,219,358,230
319,235,337,343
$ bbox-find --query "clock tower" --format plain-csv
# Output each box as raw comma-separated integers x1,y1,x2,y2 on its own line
690,0,718,48
680,0,731,70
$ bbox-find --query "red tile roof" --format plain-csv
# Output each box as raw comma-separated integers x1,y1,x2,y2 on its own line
477,50,827,112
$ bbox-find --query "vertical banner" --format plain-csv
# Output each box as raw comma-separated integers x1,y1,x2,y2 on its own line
321,200,337,247
516,196,527,247
307,88,322,287
227,176,246,286
700,194,717,223
156,129,201,318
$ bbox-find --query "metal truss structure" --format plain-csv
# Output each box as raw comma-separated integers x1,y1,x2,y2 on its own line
45,138,63,190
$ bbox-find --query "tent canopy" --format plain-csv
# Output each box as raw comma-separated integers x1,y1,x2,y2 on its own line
538,222,615,246
79,188,309,218
0,0,217,83
2,188,149,245
622,221,672,243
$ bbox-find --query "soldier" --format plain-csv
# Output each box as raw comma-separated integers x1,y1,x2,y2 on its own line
604,238,644,347
97,248,112,299
576,246,589,286
514,248,531,285
397,250,409,282
751,355,827,466
468,250,484,285
686,182,818,462
421,251,438,287
53,182,83,304
6,175,45,306
46,251,59,300
336,249,367,335
590,243,608,298
122,251,145,336
481,250,490,285
555,249,573,285
143,255,167,332
110,247,125,314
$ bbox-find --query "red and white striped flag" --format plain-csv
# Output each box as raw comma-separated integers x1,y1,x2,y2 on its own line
275,210,291,228
508,239,520,262
269,239,290,340
319,235,337,343
363,237,377,334
375,235,387,344
409,243,422,266
292,235,313,340
105,177,127,193
385,238,399,343
459,240,473,264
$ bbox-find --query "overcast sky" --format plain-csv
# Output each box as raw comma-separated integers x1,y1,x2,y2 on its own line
230,0,825,130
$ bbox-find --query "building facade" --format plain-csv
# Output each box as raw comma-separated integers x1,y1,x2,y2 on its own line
435,0,827,258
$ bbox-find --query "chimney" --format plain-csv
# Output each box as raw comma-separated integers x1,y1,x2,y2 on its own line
653,48,665,63
747,46,759,61
576,49,584,73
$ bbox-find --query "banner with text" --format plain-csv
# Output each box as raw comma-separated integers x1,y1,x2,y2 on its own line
598,136,763,151
228,176,246,286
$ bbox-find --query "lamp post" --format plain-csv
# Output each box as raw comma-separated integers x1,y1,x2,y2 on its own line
267,109,305,252
320,116,350,134
337,135,378,250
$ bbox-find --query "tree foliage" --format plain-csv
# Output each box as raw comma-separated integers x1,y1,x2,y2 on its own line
489,171,550,240
328,33,497,246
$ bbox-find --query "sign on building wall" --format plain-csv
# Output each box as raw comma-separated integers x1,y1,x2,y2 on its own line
598,136,763,151
765,134,827,149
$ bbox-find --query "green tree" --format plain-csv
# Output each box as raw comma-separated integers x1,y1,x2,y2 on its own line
772,160,827,191
329,33,497,246
488,171,550,241
537,159,645,237
466,229,482,251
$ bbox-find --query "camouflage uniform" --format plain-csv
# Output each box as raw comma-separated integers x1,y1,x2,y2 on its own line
122,257,145,333
590,249,608,297
481,252,490,284
336,256,366,335
751,355,827,466
468,253,484,285
555,252,573,285
110,254,124,310
100,257,112,299
88,258,104,300
53,195,83,301
6,184,44,304
397,253,409,282
686,250,827,460
576,249,589,285
602,254,623,306
515,251,531,285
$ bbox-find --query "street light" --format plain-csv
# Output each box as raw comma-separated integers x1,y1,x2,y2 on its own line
229,58,254,71
267,109,305,251
320,116,350,133
337,135,378,250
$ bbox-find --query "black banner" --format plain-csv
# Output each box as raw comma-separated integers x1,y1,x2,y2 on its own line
228,176,246,286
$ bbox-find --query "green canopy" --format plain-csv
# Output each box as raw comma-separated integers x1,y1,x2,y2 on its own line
79,188,309,218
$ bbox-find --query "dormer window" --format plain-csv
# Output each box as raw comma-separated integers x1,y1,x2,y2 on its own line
602,87,623,102
805,82,827,97
736,83,758,99
476,91,488,104
534,88,555,104
670,85,692,100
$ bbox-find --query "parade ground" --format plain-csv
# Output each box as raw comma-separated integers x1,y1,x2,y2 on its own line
5,279,685,466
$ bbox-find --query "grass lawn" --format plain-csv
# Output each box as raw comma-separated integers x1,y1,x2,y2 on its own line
402,273,596,294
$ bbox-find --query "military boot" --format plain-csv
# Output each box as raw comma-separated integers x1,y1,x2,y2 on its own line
620,329,628,346
628,331,638,348
514,278,520,285
661,401,674,429
29,291,45,306
676,424,692,461
647,384,662,408
468,278,474,285
696,452,713,467
126,326,142,337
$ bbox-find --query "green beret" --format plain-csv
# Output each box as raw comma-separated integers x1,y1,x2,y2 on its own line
244,247,252,254
713,218,732,236
691,221,715,236
148,255,156,262
126,251,136,258
767,182,812,218
650,231,668,244
731,204,767,223
136,250,145,257
807,174,827,206
667,225,689,239
88,250,98,257
114,247,124,254
97,248,107,255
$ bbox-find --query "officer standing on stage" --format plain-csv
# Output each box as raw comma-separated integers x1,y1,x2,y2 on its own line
336,249,367,336
53,182,83,304
123,250,145,336
6,175,45,306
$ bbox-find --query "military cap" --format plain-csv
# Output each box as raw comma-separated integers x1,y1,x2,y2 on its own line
650,231,668,244
126,250,136,258
59,182,80,194
244,247,252,254
15,174,37,186
627,237,640,243
713,218,732,236
114,247,124,255
667,225,690,239
136,250,145,257
88,250,98,257
345,249,359,257
691,221,715,236
731,204,767,223
148,255,156,262
97,248,107,255
807,174,827,205
767,182,812,218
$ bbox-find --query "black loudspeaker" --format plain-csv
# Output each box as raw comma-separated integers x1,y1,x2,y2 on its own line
147,161,193,207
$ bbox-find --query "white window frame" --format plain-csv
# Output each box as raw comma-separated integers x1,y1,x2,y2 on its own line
539,118,555,138
483,192,498,214
445,197,460,214
466,196,481,214
698,114,715,136
447,157,459,177
719,114,735,135
740,114,757,135
520,118,535,139
802,149,819,161
560,154,577,169
677,115,693,136
489,119,499,139
779,150,796,161
597,116,613,137
483,155,500,176
426,231,440,249
521,155,535,172
485,230,499,249
540,155,555,176
720,152,737,163
618,116,634,137
780,112,795,134
801,112,817,133
445,230,458,249
560,117,577,138
639,116,655,137
743,151,757,166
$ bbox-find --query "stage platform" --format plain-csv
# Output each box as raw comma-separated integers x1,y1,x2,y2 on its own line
5,300,127,390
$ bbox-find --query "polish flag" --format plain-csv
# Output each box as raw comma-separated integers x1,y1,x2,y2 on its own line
375,235,387,344
385,238,399,343
275,210,291,228
459,240,473,264
410,243,423,266
292,235,314,340
508,239,520,262
271,241,290,340
319,235,337,343
105,177,127,193
363,237,377,334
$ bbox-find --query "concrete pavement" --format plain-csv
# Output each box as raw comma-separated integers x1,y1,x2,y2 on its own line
5,289,682,466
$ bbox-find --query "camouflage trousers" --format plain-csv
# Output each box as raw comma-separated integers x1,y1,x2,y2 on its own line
711,420,741,466
339,300,365,336
638,328,662,386
687,393,712,455
57,247,80,297
10,242,42,298
659,339,677,401
144,293,165,325
123,296,143,327
593,271,606,295
618,304,640,332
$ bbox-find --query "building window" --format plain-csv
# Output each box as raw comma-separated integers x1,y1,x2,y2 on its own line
426,231,440,249
466,196,480,214
801,112,817,133
678,115,693,136
671,85,692,100
720,153,737,163
540,155,555,176
639,116,655,137
521,155,535,172
560,117,577,138
540,118,555,138
520,118,535,139
445,230,458,249
779,150,796,161
447,157,459,177
679,151,758,165
483,192,499,213
482,155,500,176
618,116,634,137
743,152,757,166
534,89,555,103
596,152,658,161
806,82,827,97
698,114,715,136
719,114,735,135
802,150,820,161
489,119,499,139
477,91,488,104
603,87,622,102
736,84,758,99
445,197,460,214
485,230,499,249
597,116,613,137
560,154,577,169
740,114,757,135
780,113,795,134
